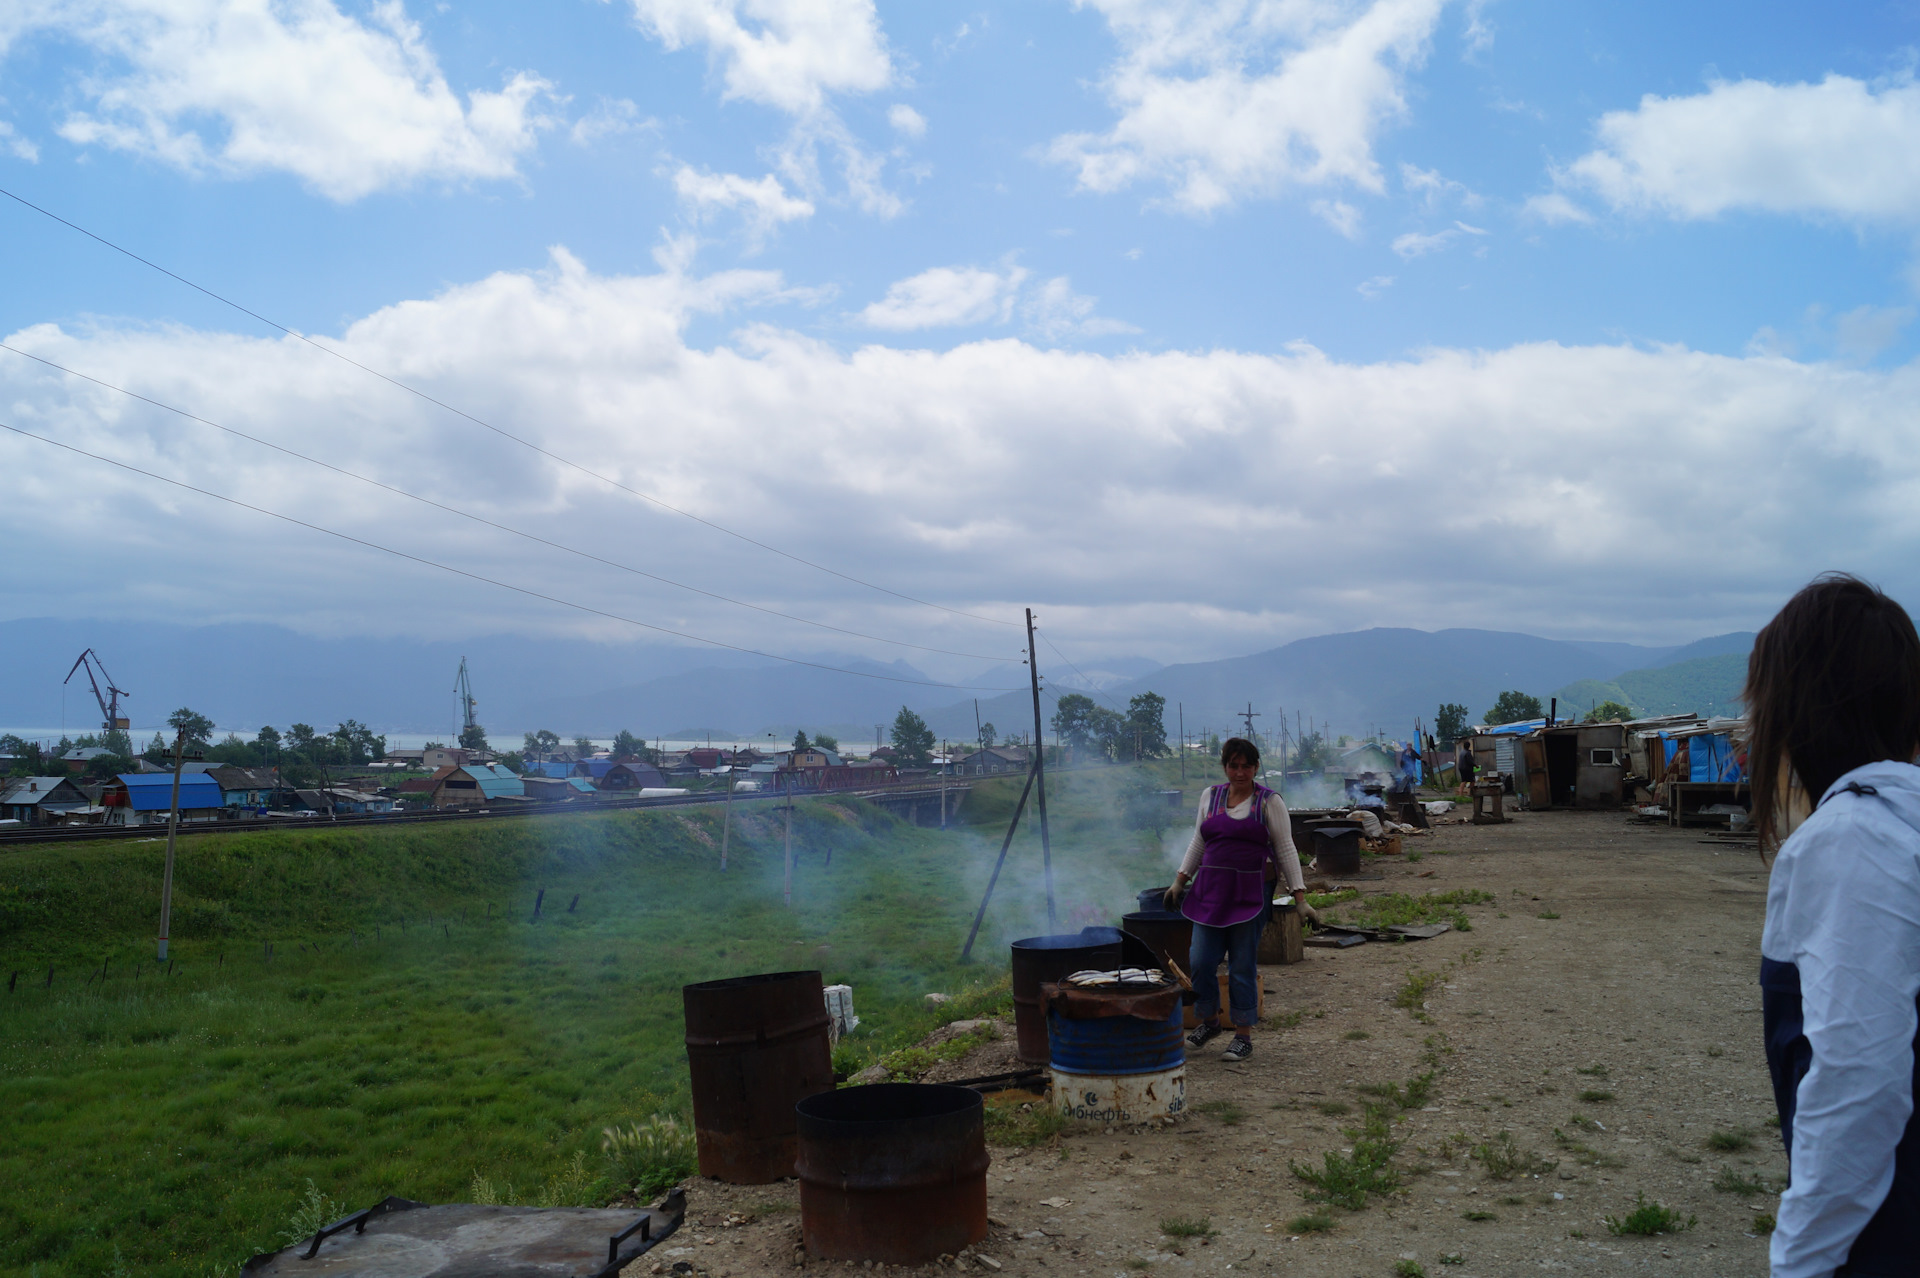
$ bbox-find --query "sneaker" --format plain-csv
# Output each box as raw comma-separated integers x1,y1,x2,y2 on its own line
1221,1036,1253,1062
1186,1021,1224,1048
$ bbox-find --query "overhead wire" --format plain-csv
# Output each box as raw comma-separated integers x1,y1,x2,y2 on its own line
0,342,1019,666
0,184,1017,629
1035,628,1130,713
0,418,1024,693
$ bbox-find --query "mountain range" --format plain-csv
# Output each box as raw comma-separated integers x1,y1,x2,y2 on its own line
0,617,1753,746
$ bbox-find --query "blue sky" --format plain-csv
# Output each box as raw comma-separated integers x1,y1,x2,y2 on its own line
4,0,1920,677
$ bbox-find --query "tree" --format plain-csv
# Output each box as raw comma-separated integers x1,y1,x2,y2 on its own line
1483,691,1544,726
458,722,489,752
572,736,594,760
256,725,282,760
814,733,839,752
167,707,216,746
890,706,935,768
1124,692,1169,759
611,729,655,763
978,722,996,750
1292,729,1334,772
1051,694,1100,753
1435,703,1469,747
524,729,560,760
1584,700,1635,723
792,729,812,751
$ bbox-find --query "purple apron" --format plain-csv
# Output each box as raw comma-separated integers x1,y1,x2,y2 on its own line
1181,784,1278,928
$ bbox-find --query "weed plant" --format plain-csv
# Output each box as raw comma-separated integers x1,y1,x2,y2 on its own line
1713,1168,1775,1196
1707,1128,1756,1152
984,1099,1070,1147
1461,1210,1496,1221
1291,1103,1401,1209
1578,1090,1615,1103
1287,1212,1335,1234
1195,1100,1247,1126
1394,1260,1426,1278
1159,1216,1215,1238
1471,1132,1552,1179
602,1114,697,1195
1604,1194,1695,1236
1328,889,1493,934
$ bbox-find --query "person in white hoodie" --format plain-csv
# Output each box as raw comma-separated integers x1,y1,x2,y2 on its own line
1752,574,1920,1278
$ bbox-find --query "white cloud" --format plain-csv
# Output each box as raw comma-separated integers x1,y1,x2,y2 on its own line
13,253,1920,665
0,119,37,161
570,98,653,146
1400,162,1477,207
672,165,814,243
1522,192,1593,225
1357,273,1394,298
1046,0,1445,213
628,0,892,114
1559,74,1920,222
887,103,926,138
9,0,553,201
1021,277,1139,341
1311,198,1363,238
1391,219,1486,258
856,263,1028,330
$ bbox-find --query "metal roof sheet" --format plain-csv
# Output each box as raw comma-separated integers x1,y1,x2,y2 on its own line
116,773,226,810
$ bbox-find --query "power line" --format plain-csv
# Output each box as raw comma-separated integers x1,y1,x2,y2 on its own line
0,418,1024,693
0,342,1018,666
0,184,1017,629
1035,628,1129,713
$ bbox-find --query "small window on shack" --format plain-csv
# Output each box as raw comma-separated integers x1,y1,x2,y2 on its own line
1590,748,1619,767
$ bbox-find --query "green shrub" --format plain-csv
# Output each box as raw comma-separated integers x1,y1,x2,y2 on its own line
1394,1261,1426,1278
1292,1104,1400,1209
602,1114,696,1195
1160,1216,1215,1238
1287,1212,1335,1233
1604,1194,1695,1237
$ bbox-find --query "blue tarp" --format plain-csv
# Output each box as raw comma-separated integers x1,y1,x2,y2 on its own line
1689,733,1746,784
117,773,225,811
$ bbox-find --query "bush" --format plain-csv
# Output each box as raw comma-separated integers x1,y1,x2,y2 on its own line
1292,1104,1400,1209
1604,1194,1695,1237
1287,1212,1335,1234
602,1114,696,1195
1160,1216,1215,1238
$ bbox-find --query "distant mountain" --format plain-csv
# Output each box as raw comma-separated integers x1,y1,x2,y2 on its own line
923,628,1756,743
1553,646,1752,720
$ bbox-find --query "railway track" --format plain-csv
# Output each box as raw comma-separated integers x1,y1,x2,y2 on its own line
0,779,990,847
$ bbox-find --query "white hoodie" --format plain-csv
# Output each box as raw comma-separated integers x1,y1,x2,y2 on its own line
1761,759,1920,1278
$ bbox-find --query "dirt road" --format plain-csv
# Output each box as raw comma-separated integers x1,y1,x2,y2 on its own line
665,809,1783,1278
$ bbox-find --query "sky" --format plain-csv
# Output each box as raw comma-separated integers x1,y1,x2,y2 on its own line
3,0,1920,687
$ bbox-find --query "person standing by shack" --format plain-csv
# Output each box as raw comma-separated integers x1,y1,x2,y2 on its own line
1750,573,1920,1278
1164,737,1306,1061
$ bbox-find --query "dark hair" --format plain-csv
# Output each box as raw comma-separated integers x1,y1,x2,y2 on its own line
1221,737,1260,768
1744,573,1920,846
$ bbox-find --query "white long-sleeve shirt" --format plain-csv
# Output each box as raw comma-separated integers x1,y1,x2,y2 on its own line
1762,759,1920,1278
1178,786,1306,893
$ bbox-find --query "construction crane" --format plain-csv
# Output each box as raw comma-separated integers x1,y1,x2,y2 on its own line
454,657,478,743
64,649,130,731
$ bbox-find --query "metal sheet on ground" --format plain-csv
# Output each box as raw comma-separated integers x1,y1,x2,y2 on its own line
242,1203,679,1277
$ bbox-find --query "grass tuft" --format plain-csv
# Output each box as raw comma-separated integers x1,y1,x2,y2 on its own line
984,1100,1070,1148
1604,1193,1695,1236
1196,1100,1248,1126
1159,1216,1215,1238
1461,1210,1496,1222
1713,1168,1775,1196
1577,1090,1615,1103
1291,1103,1401,1210
1471,1131,1552,1179
1394,1261,1426,1278
1286,1211,1336,1234
1706,1127,1755,1153
602,1114,696,1195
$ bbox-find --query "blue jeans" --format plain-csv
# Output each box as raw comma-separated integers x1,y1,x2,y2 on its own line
1189,917,1262,1029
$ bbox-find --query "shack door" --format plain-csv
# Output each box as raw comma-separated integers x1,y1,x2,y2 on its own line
1523,738,1550,809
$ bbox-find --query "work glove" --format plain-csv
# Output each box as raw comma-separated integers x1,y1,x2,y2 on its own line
1162,883,1186,912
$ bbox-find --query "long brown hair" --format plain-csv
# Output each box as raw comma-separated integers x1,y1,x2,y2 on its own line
1744,573,1920,845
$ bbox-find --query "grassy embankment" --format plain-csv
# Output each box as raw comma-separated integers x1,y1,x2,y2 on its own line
0,766,1176,1277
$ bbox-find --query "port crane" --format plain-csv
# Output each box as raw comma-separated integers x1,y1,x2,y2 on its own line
454,657,478,744
64,649,131,731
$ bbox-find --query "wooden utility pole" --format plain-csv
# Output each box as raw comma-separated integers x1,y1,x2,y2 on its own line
783,792,794,906
1178,702,1186,783
719,751,735,871
157,728,185,962
1024,608,1057,932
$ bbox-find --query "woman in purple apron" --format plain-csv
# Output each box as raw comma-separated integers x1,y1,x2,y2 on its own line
1166,737,1306,1061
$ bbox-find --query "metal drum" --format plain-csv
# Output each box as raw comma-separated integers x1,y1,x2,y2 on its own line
795,1083,990,1264
1009,927,1123,1065
1120,910,1193,972
1307,820,1364,877
1045,984,1186,1124
683,970,835,1183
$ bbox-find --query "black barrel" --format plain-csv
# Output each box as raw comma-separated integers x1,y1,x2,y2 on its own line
1009,927,1122,1065
796,1084,989,1264
1121,910,1194,974
1307,820,1364,877
684,971,835,1183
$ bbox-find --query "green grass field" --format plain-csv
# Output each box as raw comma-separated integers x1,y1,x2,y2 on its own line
0,764,1184,1277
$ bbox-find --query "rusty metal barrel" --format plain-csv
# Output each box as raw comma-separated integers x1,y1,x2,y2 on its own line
1010,927,1123,1064
684,970,835,1183
1120,910,1193,972
795,1083,989,1264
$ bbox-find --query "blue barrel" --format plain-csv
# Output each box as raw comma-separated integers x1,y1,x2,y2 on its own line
1046,997,1184,1076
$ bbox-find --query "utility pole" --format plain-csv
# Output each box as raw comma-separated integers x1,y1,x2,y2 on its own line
719,749,734,872
157,727,185,962
940,738,948,829
783,792,795,906
1024,608,1057,932
974,699,982,750
1178,702,1186,783
1241,702,1260,740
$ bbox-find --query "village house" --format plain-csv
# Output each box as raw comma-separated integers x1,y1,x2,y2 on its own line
597,760,670,791
0,776,89,825
956,745,1028,776
427,763,525,808
522,775,596,802
206,765,291,812
104,773,228,825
